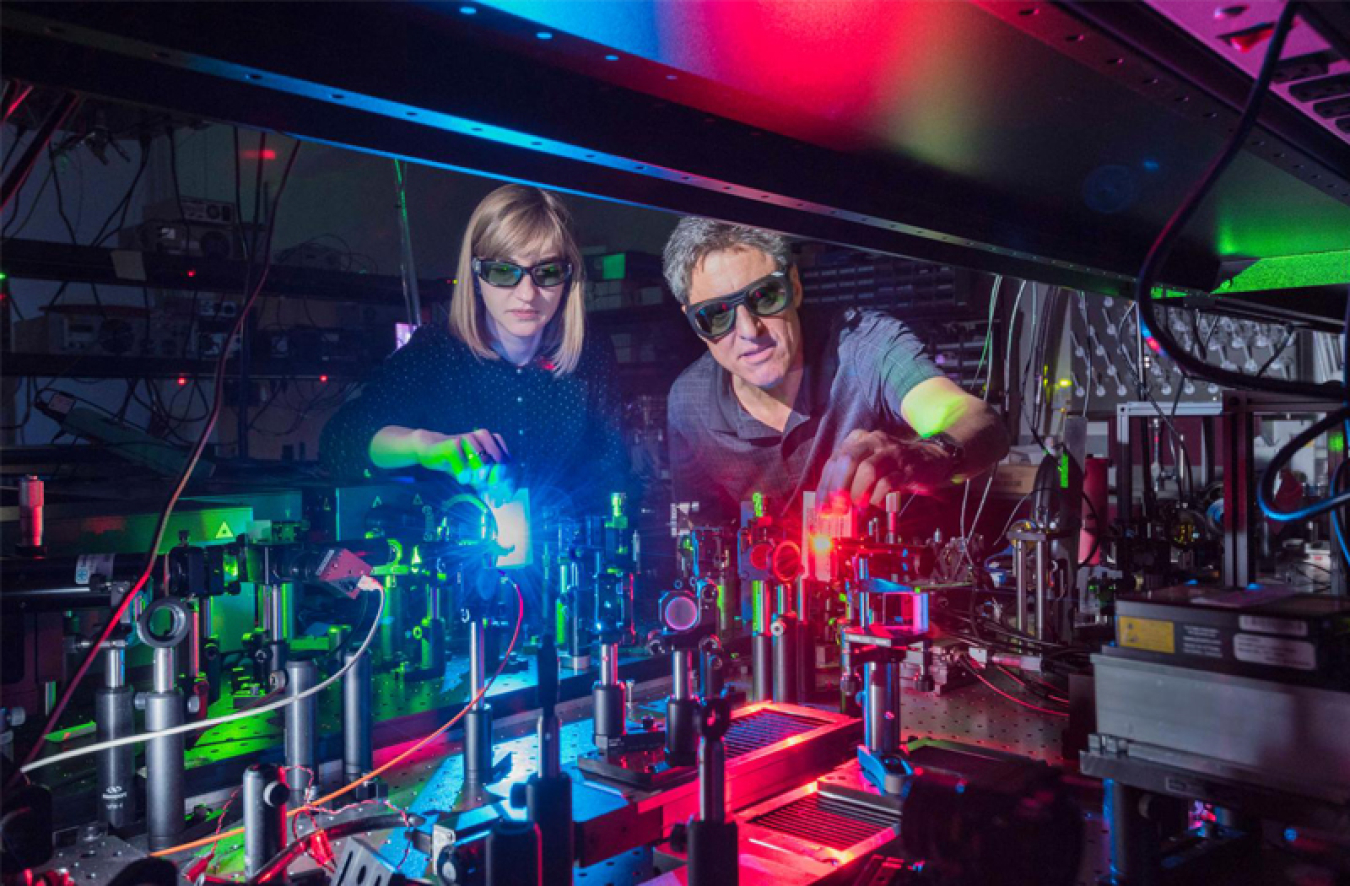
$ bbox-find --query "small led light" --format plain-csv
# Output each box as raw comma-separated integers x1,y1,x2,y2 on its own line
177,376,187,386
536,30,553,40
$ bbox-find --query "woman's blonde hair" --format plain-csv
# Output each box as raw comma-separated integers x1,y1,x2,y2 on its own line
448,184,586,375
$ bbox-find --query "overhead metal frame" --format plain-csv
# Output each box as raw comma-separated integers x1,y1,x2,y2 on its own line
3,2,1349,296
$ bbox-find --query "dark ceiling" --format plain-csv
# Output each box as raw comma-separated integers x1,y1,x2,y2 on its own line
4,1,1349,297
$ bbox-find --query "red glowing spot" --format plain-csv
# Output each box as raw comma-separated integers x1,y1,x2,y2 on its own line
1145,336,1162,353
242,149,278,160
186,269,197,278
1222,23,1274,53
319,374,329,383
177,376,188,386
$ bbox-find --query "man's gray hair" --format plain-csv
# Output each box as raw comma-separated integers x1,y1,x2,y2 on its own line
662,218,792,305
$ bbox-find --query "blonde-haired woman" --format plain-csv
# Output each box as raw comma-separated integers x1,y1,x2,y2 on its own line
322,184,629,511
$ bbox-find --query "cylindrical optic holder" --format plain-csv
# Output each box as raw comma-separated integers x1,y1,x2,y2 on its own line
666,649,700,767
343,648,381,799
687,695,737,886
519,639,573,886
486,818,541,886
464,618,493,791
592,641,626,750
243,763,288,880
285,659,319,801
96,639,135,828
137,598,192,852
863,661,902,756
751,581,773,702
771,613,800,704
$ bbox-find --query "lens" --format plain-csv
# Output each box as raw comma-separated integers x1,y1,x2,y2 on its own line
747,279,789,316
661,592,701,633
480,261,523,287
695,301,737,338
531,261,570,287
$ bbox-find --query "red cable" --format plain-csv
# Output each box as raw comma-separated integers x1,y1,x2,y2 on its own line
964,657,1068,718
158,580,524,862
11,142,302,784
4,83,34,123
994,663,1068,705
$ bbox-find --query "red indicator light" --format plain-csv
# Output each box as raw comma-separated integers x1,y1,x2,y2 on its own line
1221,23,1274,53
186,269,196,278
319,374,329,383
177,376,187,386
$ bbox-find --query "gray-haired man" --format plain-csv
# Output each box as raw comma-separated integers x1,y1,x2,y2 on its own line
663,218,1010,524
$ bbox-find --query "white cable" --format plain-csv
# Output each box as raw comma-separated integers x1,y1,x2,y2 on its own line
21,586,386,777
959,278,1004,534
957,276,1011,572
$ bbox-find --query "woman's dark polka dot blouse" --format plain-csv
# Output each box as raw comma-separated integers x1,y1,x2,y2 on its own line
320,324,630,511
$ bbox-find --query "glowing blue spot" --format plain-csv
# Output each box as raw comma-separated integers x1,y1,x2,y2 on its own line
1143,159,1160,172
459,5,476,13
536,30,553,40
605,54,619,61
1284,827,1298,843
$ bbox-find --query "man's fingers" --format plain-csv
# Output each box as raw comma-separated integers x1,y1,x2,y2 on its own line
869,476,899,510
816,455,845,500
850,459,880,504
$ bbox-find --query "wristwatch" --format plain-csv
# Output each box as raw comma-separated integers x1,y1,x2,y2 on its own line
920,432,965,470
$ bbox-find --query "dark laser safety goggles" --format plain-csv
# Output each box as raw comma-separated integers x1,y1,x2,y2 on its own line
472,257,574,289
683,270,793,340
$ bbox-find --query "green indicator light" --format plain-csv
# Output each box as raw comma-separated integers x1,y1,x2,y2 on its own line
598,253,626,280
1331,430,1345,455
611,492,623,520
752,492,764,518
1059,453,1070,490
0,272,8,282
1213,249,1350,294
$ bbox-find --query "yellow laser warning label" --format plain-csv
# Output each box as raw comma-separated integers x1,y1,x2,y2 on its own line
1119,616,1175,654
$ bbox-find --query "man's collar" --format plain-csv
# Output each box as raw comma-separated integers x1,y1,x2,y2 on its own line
706,325,824,441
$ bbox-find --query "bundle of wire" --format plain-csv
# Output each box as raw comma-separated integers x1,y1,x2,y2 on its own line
7,138,305,788
147,580,525,866
1115,0,1349,561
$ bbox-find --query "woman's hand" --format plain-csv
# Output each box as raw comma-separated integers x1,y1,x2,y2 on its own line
418,429,515,497
370,426,514,501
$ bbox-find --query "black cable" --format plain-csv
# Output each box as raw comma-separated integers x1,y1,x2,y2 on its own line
250,131,267,261
233,126,249,262
244,811,414,885
91,138,150,247
1133,2,1337,400
1254,326,1296,378
8,140,303,783
1259,406,1350,522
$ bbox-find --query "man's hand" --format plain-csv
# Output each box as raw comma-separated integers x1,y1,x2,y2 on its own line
815,429,952,509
